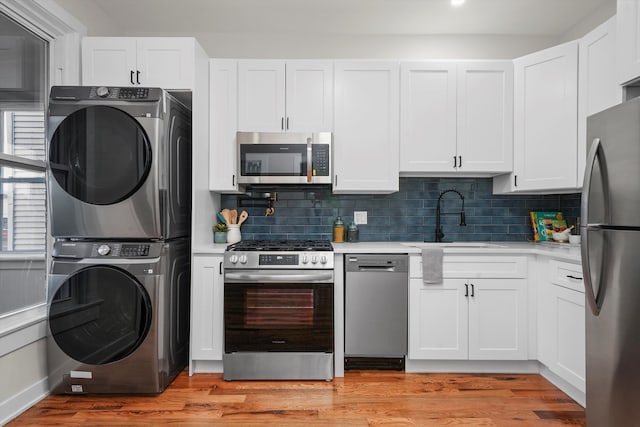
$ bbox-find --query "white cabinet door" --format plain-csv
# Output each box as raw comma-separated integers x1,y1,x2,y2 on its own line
209,59,240,192
467,278,528,360
578,16,622,186
501,41,578,192
82,37,195,89
400,62,457,172
82,37,137,86
409,278,468,360
136,38,195,90
285,60,333,132
539,260,586,392
552,284,586,392
190,255,224,361
457,62,513,173
237,60,286,132
399,61,513,174
334,61,399,193
617,0,640,84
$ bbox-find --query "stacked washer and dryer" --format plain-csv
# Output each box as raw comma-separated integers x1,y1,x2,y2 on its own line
46,86,192,394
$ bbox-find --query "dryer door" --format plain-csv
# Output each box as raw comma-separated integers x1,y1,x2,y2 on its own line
48,265,152,365
48,105,152,205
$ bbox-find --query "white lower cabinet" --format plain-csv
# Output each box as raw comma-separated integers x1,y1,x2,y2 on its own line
538,260,586,392
190,255,224,363
409,256,528,361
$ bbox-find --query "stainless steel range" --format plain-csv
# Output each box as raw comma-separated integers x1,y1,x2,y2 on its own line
223,239,334,381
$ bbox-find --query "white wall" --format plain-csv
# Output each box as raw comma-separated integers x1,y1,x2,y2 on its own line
159,32,560,60
51,0,568,60
559,1,616,42
0,338,48,424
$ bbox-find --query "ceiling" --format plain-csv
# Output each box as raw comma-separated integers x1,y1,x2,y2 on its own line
59,0,614,37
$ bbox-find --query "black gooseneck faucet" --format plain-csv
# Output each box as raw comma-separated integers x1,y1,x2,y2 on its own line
435,189,466,243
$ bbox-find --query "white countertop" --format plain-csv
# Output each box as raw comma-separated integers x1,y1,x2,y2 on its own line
193,241,582,263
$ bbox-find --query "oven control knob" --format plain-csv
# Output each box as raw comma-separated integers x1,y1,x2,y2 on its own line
311,255,318,264
229,255,238,264
95,86,110,98
320,255,328,265
302,255,309,264
239,255,248,264
97,244,111,256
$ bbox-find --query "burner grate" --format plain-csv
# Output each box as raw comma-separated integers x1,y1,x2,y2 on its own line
226,239,333,252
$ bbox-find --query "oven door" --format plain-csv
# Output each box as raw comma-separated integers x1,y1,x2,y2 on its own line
224,269,334,352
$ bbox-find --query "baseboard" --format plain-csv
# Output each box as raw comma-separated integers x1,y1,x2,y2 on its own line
539,365,585,407
190,360,223,375
405,359,540,374
0,377,48,425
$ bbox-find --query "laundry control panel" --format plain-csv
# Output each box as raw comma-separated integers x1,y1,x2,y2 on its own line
51,240,162,259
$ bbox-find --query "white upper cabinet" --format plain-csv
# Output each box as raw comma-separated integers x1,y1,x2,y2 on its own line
494,41,578,193
456,62,514,174
400,61,513,175
237,60,333,132
209,59,241,193
333,61,400,194
400,62,457,172
617,0,640,84
578,16,622,187
82,37,196,90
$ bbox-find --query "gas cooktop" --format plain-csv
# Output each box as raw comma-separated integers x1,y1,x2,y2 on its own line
226,239,333,252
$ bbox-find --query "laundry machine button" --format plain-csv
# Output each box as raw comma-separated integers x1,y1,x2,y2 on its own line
97,244,111,256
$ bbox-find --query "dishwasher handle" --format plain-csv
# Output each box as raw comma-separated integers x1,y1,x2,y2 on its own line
355,265,399,272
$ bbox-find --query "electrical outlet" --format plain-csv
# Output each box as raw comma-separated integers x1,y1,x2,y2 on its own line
354,211,367,225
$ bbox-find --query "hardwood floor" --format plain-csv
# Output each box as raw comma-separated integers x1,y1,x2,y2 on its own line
8,370,585,426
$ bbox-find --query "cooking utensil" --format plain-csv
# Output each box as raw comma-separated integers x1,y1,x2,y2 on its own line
238,210,249,225
230,209,238,225
221,209,231,224
217,212,227,224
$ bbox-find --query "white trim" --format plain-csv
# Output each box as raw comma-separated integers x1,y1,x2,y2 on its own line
0,305,47,356
0,377,48,426
0,0,85,86
0,0,85,38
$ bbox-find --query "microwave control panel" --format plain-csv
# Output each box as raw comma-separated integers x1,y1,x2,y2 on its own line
312,145,331,176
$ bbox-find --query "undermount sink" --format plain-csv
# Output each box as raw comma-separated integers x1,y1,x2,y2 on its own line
402,242,508,249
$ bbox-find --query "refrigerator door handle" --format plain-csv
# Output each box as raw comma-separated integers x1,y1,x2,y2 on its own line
581,137,610,316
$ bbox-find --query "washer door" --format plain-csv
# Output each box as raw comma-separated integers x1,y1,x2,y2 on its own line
48,105,152,205
48,265,152,365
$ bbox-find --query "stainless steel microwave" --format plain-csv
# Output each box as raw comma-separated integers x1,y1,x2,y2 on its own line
237,132,332,185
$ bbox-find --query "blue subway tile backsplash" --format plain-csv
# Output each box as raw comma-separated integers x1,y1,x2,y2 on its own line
221,178,581,242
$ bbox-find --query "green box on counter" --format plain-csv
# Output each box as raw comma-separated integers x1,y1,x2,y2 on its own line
530,211,567,241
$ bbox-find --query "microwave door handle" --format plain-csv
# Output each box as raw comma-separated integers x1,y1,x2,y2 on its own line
307,137,313,183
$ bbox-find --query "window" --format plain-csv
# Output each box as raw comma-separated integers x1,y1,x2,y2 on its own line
0,12,48,316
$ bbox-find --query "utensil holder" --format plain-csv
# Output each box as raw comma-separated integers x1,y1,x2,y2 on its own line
227,224,241,244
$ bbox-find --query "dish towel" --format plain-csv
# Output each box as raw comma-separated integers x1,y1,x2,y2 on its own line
422,247,443,284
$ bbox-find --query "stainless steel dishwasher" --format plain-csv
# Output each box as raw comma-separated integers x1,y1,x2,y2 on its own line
344,254,408,370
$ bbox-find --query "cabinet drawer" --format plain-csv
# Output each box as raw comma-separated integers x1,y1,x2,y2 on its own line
445,255,527,278
410,254,527,279
549,260,584,293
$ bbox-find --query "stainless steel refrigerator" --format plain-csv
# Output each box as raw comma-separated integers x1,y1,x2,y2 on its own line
582,96,640,426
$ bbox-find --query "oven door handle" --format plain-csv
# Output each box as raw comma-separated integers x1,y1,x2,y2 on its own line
224,271,334,283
